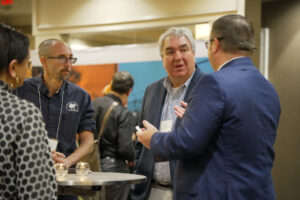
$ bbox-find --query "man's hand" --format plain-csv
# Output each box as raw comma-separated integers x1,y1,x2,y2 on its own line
51,150,75,167
131,132,137,141
174,101,188,118
136,120,158,149
52,150,66,163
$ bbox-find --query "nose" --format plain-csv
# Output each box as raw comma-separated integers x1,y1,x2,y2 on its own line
173,50,183,60
65,59,72,66
174,50,182,62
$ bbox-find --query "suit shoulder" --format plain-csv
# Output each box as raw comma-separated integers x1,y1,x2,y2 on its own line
196,73,223,90
145,77,165,91
194,66,206,77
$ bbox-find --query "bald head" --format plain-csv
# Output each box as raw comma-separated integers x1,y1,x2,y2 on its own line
38,39,68,58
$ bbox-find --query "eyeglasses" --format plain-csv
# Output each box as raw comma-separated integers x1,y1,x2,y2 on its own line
205,37,224,49
47,56,77,64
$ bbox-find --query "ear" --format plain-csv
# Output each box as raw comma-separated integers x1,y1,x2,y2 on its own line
211,37,221,53
40,56,47,65
127,88,132,96
7,59,18,78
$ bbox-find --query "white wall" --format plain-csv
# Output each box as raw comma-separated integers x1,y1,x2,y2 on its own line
31,40,208,66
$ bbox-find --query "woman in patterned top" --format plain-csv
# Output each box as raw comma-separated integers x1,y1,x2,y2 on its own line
0,24,57,199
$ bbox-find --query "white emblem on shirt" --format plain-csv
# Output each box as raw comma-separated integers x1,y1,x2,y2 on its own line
66,102,79,112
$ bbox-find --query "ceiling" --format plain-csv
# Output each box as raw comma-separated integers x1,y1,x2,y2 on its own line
0,0,175,47
0,0,280,48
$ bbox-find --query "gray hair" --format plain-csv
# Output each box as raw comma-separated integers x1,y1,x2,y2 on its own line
158,27,196,57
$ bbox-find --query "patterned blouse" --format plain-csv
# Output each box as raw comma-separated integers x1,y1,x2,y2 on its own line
0,81,57,199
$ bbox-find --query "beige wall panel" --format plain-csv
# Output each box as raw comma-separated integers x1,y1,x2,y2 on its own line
33,0,243,34
33,12,236,35
262,1,300,199
245,0,261,67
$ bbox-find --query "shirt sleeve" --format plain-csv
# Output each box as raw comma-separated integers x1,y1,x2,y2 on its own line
78,92,96,134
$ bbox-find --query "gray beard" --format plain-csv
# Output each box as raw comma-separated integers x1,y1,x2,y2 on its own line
59,75,68,81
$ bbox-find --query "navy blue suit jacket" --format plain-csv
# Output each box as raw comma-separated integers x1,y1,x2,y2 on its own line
150,57,281,200
131,67,205,200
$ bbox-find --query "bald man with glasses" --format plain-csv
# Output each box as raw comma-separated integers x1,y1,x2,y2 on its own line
17,39,95,200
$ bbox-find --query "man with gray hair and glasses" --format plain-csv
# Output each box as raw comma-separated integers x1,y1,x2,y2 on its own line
17,39,95,200
130,27,205,200
136,14,281,200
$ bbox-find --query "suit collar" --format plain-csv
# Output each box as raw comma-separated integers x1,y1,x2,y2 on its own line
152,80,167,127
184,66,205,101
163,68,195,91
152,66,205,128
175,66,205,126
219,57,253,71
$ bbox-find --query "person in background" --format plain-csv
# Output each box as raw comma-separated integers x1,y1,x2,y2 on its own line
130,27,205,200
17,38,96,200
0,24,57,199
136,14,281,200
92,71,135,200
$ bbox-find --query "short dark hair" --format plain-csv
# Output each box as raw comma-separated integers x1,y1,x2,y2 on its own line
211,14,255,54
0,24,29,71
111,71,134,94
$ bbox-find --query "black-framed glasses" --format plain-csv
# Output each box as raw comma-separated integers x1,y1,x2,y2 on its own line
205,37,224,49
47,56,77,64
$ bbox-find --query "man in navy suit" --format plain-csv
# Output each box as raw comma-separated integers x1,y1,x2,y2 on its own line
136,14,281,200
130,27,205,200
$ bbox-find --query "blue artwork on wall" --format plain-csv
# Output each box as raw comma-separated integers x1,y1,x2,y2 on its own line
119,57,213,112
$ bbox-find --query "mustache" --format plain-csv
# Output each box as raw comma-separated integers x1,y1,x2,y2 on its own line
61,68,71,73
